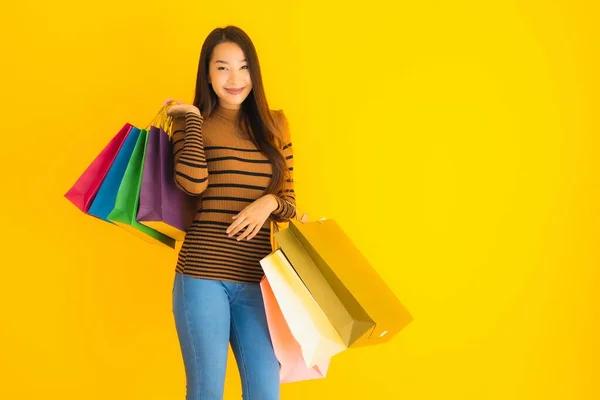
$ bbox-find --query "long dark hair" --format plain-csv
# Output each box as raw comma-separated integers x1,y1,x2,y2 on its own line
192,25,288,196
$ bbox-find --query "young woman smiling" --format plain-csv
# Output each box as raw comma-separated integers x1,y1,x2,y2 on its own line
166,25,295,400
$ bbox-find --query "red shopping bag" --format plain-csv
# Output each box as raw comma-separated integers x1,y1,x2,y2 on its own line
64,123,134,212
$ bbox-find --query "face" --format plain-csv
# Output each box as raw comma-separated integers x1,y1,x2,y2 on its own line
208,41,253,110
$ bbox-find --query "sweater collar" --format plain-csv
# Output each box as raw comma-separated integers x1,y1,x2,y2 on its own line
213,104,241,122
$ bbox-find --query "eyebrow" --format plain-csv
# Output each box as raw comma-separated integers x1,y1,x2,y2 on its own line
215,59,247,64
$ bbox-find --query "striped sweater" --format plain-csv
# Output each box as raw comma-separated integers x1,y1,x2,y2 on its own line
170,105,295,283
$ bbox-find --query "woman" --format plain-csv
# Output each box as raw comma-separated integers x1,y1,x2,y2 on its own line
165,25,295,400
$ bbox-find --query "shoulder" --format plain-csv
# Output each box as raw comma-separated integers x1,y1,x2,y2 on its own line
271,109,289,128
270,109,291,143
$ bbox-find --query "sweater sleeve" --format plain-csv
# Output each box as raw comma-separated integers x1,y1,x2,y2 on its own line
171,112,208,196
270,110,297,222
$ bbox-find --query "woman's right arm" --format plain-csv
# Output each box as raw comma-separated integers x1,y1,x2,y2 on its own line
170,111,209,195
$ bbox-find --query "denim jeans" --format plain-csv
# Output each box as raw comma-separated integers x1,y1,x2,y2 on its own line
172,272,280,400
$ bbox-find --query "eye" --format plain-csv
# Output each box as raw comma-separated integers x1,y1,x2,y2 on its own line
217,67,227,71
241,65,249,70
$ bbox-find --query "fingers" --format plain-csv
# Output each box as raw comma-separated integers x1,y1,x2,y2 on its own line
226,205,266,241
163,98,181,109
236,223,256,241
226,216,248,237
245,224,262,241
166,105,186,117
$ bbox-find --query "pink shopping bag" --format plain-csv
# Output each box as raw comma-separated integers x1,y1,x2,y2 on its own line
64,123,134,212
260,276,330,383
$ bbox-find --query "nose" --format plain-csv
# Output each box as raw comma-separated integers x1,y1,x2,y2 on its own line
227,69,243,85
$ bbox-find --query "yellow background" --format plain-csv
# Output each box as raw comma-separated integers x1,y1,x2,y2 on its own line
1,0,598,399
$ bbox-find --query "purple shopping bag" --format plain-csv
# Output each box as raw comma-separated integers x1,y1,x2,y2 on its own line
136,125,198,241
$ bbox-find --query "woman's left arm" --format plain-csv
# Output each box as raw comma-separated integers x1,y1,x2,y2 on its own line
271,110,296,222
226,110,296,241
269,109,296,222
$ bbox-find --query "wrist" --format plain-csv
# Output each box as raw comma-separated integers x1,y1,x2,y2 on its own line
184,105,201,116
266,194,279,212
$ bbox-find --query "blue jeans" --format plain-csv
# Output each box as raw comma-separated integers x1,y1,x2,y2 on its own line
172,272,280,400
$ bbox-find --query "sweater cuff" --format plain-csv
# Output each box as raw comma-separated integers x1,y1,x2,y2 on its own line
270,195,295,221
185,111,203,123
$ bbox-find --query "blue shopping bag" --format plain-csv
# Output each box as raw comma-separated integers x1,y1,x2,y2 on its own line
88,126,141,221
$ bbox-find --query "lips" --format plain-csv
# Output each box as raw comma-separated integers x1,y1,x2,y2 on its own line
225,87,244,95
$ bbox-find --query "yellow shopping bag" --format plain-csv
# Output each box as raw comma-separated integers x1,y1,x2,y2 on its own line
260,249,348,368
274,219,413,347
274,225,375,346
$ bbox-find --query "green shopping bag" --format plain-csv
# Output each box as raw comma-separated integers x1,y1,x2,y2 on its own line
107,129,176,248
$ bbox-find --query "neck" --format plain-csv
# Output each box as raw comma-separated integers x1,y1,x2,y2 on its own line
214,103,241,122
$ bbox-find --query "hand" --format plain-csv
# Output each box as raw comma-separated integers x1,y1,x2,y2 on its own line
164,98,201,118
163,98,182,106
226,195,279,241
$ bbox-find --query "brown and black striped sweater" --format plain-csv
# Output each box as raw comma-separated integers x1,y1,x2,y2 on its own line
170,105,295,283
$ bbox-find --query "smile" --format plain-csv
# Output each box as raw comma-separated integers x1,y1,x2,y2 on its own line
225,87,244,95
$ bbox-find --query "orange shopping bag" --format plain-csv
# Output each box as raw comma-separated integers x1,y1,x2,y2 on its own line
260,249,347,368
260,276,330,383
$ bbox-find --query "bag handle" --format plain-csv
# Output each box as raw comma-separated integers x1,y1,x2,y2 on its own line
270,209,311,251
146,106,166,130
146,104,174,134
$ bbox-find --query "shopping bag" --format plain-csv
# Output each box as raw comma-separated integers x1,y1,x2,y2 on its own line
136,125,197,241
271,213,372,346
107,129,176,248
273,224,374,347
259,249,347,368
274,219,412,348
260,276,330,383
64,123,134,212
88,126,141,221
